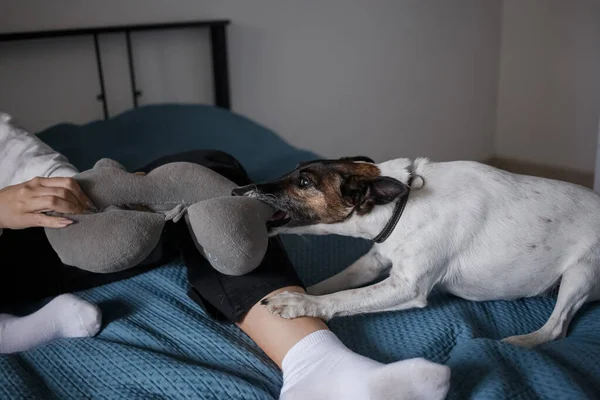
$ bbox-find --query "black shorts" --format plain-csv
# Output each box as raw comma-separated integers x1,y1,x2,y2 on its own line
0,150,304,322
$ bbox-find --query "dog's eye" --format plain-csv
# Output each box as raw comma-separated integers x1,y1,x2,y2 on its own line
298,177,312,188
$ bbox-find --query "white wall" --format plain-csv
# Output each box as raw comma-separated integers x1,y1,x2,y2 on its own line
495,0,600,172
0,0,502,163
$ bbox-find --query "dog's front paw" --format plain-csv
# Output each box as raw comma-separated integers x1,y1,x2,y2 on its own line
261,292,331,320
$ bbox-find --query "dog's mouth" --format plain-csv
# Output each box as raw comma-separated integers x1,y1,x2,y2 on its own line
267,210,291,229
232,186,294,230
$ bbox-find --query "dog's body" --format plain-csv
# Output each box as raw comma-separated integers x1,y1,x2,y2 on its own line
237,157,600,347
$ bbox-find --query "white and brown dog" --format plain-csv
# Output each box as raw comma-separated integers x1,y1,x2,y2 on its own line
233,156,600,347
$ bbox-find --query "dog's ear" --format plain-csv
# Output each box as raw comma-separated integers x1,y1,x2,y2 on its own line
341,176,408,210
339,156,375,163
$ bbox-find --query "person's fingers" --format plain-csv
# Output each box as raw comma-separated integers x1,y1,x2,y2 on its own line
37,177,93,209
30,186,81,208
25,195,86,215
25,213,73,228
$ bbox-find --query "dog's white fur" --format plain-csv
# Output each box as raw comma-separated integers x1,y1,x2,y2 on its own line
264,158,600,347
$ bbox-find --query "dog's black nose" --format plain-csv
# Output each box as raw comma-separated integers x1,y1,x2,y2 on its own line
232,185,253,196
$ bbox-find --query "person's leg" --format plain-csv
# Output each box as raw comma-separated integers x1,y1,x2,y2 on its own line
0,151,249,353
0,228,102,353
0,151,188,352
0,294,101,354
182,230,450,400
0,227,173,305
241,289,451,400
168,150,451,400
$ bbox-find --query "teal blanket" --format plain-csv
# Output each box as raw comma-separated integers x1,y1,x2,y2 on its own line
1,105,599,399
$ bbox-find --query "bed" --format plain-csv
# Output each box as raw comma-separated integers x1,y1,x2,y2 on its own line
0,104,599,400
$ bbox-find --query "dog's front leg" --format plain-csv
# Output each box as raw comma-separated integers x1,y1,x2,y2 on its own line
307,248,390,295
262,273,430,320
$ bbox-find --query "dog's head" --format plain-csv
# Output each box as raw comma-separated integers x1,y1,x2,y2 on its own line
232,156,408,233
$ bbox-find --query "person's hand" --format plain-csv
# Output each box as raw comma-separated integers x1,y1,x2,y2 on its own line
0,176,93,229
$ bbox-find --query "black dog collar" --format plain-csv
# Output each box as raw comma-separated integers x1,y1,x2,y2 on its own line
372,174,413,244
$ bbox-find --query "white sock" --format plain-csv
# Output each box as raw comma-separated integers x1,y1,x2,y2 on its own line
0,294,102,354
280,330,450,400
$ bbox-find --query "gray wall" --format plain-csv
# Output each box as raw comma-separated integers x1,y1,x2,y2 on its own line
495,0,600,172
0,0,503,163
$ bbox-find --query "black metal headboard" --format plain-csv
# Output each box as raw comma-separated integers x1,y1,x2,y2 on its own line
0,20,231,119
